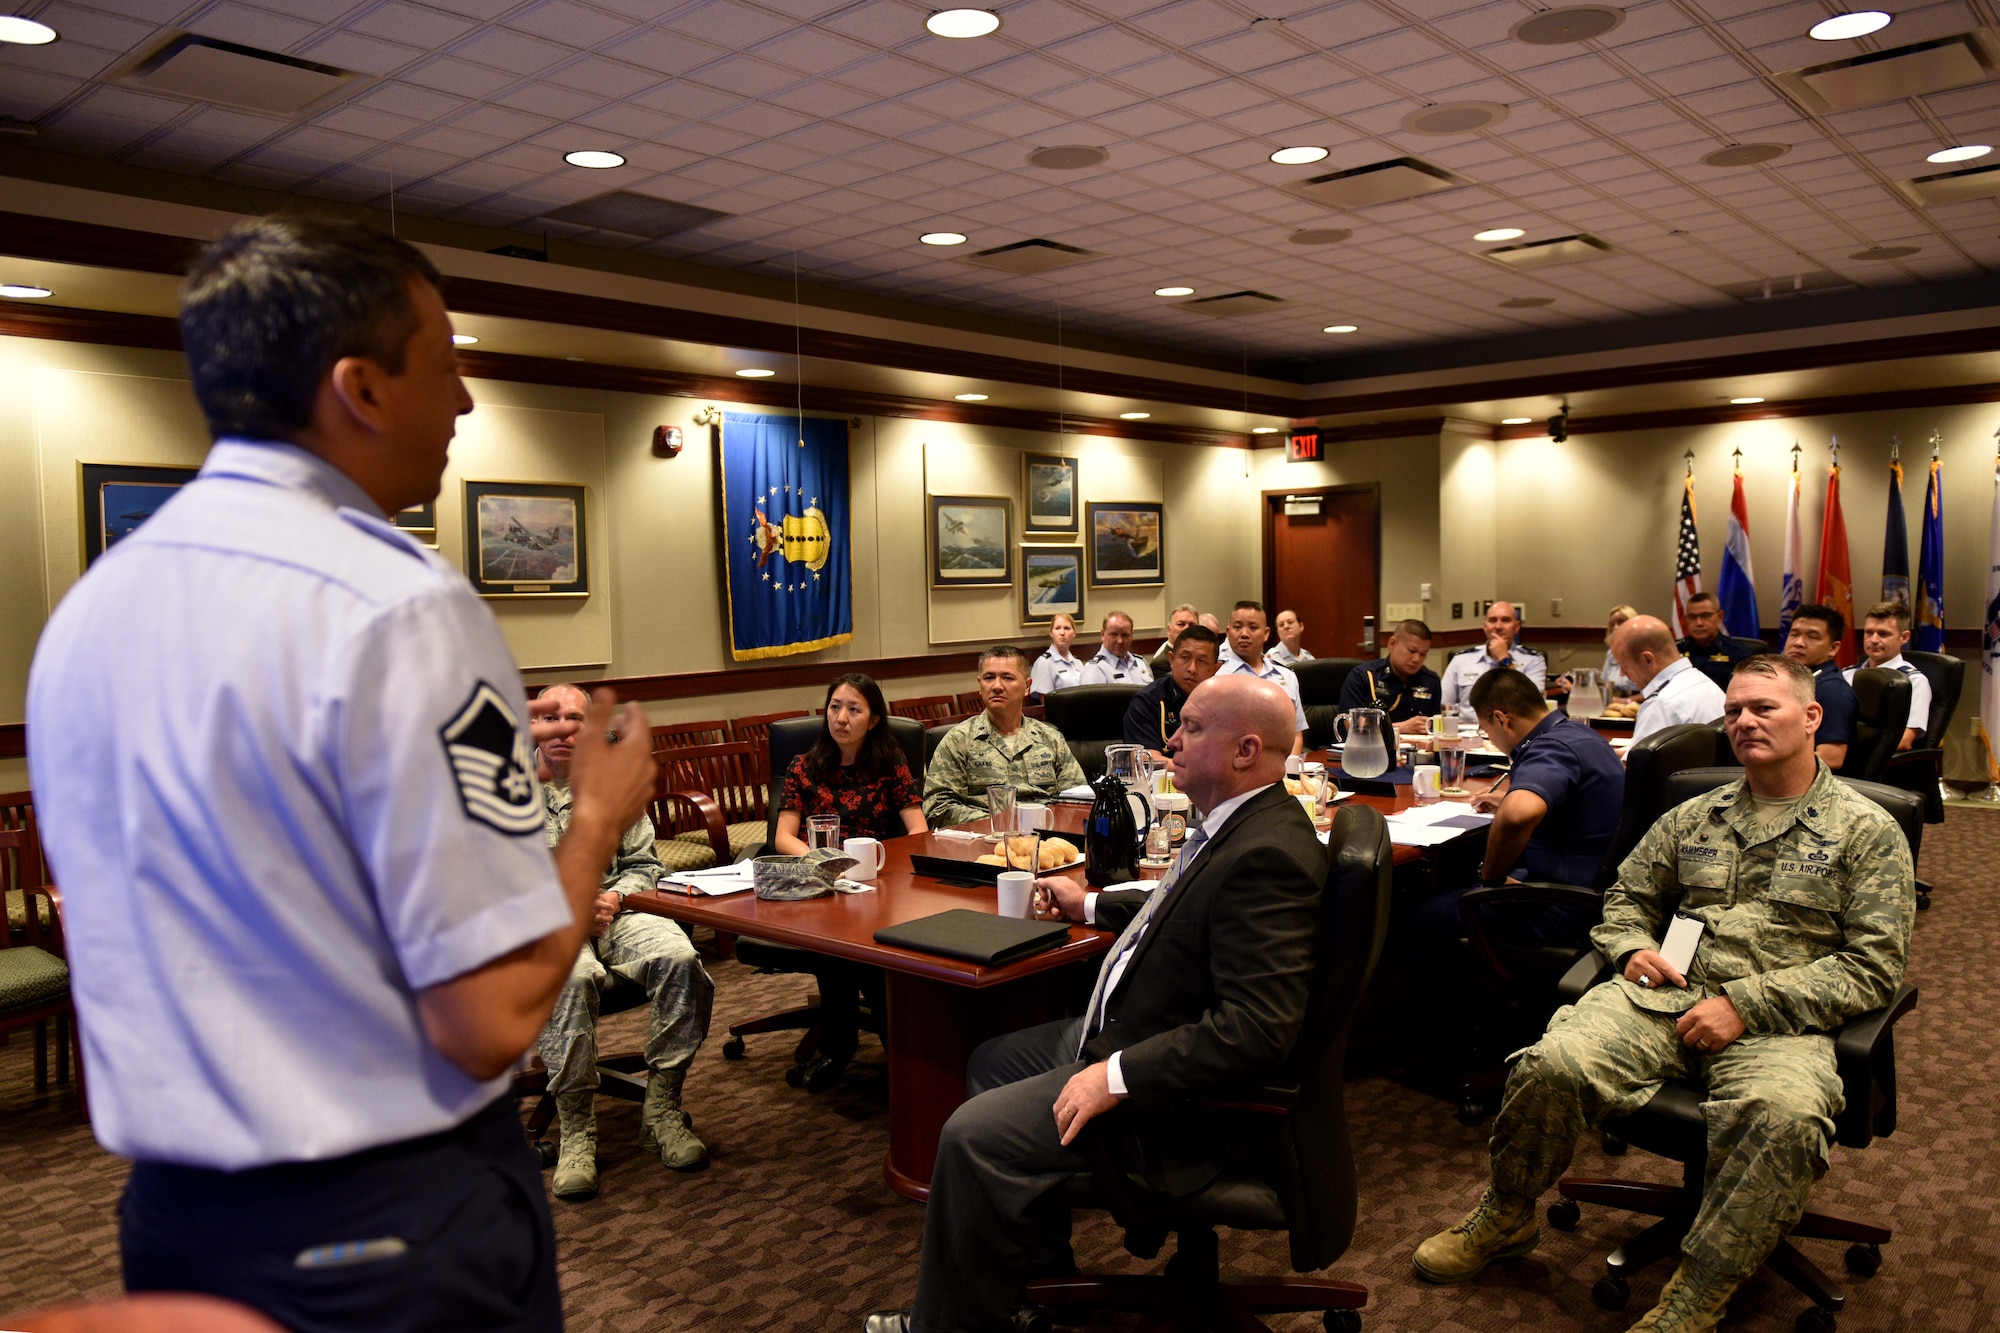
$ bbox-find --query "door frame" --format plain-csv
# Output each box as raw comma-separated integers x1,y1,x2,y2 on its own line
1259,482,1382,657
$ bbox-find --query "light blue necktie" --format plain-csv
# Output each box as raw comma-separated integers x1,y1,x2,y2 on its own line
1076,823,1211,1054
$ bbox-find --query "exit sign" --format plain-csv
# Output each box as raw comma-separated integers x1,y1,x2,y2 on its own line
1287,430,1320,461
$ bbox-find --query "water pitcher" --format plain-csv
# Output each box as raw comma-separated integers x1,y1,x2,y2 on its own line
1334,708,1392,779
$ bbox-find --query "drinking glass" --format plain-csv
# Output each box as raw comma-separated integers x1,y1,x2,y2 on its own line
986,784,1016,836
807,814,841,851
1004,829,1042,874
1437,743,1468,795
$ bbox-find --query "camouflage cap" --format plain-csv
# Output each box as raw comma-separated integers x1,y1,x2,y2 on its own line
752,848,859,900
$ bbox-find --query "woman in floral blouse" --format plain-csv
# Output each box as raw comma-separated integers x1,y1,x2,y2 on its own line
774,672,926,854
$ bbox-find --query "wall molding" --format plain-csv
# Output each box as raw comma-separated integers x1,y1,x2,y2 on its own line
1492,381,2000,440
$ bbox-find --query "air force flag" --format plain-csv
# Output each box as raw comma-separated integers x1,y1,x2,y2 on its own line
719,411,853,661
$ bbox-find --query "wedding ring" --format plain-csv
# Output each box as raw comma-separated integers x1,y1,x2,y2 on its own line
1698,1038,1711,1051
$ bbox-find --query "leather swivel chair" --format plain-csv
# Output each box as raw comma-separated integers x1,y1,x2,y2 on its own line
1882,649,1964,910
1291,658,1366,750
1548,769,1922,1333
718,716,925,1090
1838,667,1910,785
1042,683,1143,779
1024,803,1392,1332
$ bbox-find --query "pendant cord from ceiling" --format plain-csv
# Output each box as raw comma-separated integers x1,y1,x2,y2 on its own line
387,167,395,238
1055,294,1065,439
793,249,804,444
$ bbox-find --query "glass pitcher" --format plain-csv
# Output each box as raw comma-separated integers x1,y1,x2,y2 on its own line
1101,744,1158,837
1567,667,1605,719
1334,708,1392,780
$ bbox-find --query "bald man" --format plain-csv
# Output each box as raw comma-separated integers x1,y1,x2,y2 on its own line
866,676,1327,1333
1611,616,1727,744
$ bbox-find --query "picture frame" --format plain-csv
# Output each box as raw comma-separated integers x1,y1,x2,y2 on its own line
929,494,1014,589
394,501,436,534
79,462,199,567
1087,501,1165,586
463,480,589,599
1019,544,1083,625
1021,452,1080,536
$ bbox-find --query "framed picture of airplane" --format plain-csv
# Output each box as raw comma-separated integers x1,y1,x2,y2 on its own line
79,461,199,568
1021,453,1079,536
463,480,590,599
929,494,1013,589
1087,501,1164,587
1019,544,1083,625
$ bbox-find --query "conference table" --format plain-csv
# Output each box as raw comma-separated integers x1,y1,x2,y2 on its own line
626,772,1498,1201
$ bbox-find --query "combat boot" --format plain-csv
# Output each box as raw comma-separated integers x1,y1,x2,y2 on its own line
551,1090,598,1200
1412,1187,1539,1283
1623,1261,1739,1333
639,1068,708,1171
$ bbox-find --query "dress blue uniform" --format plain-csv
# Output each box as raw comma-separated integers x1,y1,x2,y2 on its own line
1679,633,1760,689
28,441,570,1331
1122,675,1191,750
1337,657,1443,725
1810,658,1859,765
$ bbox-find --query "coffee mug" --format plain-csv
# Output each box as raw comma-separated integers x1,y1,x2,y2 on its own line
996,870,1034,919
842,836,882,881
1412,767,1442,805
1014,802,1049,831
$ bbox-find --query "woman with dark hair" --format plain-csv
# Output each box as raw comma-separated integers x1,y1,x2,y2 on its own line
773,672,925,854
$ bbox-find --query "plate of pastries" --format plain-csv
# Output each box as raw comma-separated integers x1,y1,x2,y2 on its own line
976,835,1083,872
1598,698,1641,719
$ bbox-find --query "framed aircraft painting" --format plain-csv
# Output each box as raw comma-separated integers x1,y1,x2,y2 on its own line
929,494,1013,589
463,480,590,599
79,462,199,568
1087,501,1164,586
1019,544,1082,625
1021,453,1079,537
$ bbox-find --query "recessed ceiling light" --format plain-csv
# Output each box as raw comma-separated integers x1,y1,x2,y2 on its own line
451,333,479,345
925,9,1000,38
1730,396,1765,405
0,16,58,44
736,368,776,378
1119,412,1150,420
954,393,988,401
919,231,967,246
1154,285,1194,297
0,283,53,298
564,150,624,169
1270,146,1328,165
1927,144,1992,163
1474,227,1526,242
1809,11,1890,40
1322,324,1358,334
1251,427,1280,434
1501,416,1533,425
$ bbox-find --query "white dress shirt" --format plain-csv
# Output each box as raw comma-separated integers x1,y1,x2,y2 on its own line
1081,647,1153,686
1845,655,1932,737
27,442,570,1169
1217,655,1308,732
1631,655,1728,742
1031,647,1085,695
1268,642,1315,667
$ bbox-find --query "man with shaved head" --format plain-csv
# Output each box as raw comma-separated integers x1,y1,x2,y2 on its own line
867,675,1326,1333
1611,614,1727,744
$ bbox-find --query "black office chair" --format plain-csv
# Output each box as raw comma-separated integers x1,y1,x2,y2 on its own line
1042,683,1144,779
1291,658,1365,750
1882,649,1964,910
926,720,957,765
1548,770,1922,1332
1839,667,1910,785
1024,803,1391,1332
719,716,926,1090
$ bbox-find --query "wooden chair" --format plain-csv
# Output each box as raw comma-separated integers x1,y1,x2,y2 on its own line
954,690,983,713
648,719,730,754
889,694,957,723
659,741,768,864
730,711,810,783
0,824,79,1104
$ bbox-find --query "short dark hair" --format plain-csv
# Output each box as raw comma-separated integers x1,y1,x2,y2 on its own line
1394,619,1432,641
179,216,446,442
1468,666,1546,721
1792,603,1845,641
1232,600,1264,614
1685,591,1720,610
1173,624,1221,656
804,673,904,784
1863,600,1908,630
978,644,1031,673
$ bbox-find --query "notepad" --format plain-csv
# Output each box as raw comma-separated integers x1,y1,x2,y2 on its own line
873,910,1072,966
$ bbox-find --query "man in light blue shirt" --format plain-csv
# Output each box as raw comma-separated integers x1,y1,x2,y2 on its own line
1216,600,1307,754
1611,615,1728,744
28,218,657,1333
1080,611,1153,685
1440,600,1548,711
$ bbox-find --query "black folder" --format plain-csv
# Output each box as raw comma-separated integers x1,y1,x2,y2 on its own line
874,910,1072,966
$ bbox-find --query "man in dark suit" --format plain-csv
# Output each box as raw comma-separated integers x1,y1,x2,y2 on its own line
865,675,1325,1333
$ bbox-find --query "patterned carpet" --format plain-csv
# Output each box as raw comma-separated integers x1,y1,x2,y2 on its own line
1,811,1995,1332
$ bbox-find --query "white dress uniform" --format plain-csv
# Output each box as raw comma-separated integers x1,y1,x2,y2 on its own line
1217,654,1308,733
1080,648,1153,686
1267,642,1315,667
1845,655,1932,738
1631,656,1729,743
27,441,570,1170
1439,643,1548,711
1031,646,1086,695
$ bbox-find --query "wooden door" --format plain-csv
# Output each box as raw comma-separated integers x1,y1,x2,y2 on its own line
1262,485,1379,659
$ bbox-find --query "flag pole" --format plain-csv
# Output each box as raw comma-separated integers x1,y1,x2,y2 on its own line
1982,424,2000,800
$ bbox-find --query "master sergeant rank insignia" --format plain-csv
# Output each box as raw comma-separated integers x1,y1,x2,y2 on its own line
439,681,541,836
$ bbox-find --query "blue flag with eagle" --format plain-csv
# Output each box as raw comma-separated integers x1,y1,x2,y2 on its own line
719,411,852,661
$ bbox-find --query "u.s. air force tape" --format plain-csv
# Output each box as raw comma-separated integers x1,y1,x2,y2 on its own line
439,681,542,836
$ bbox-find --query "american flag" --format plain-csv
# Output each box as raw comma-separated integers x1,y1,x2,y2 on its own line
1671,474,1702,638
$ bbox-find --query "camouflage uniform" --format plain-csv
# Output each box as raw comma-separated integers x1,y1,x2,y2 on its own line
1488,762,1913,1281
534,780,714,1098
922,712,1088,827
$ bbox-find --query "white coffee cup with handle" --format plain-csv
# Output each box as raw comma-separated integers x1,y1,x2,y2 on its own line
842,836,883,881
1014,802,1049,832
996,870,1034,918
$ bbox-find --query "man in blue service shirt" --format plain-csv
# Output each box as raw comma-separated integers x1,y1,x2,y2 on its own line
1782,604,1858,773
26,218,658,1332
1439,601,1548,713
1338,619,1443,734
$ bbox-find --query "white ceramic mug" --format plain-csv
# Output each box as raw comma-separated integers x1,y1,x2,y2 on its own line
842,836,883,881
1412,767,1442,805
1014,802,1049,831
996,870,1035,919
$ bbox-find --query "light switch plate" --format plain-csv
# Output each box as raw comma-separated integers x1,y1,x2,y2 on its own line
1383,602,1423,622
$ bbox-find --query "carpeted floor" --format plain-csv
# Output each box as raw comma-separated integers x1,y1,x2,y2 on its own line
2,811,1995,1332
